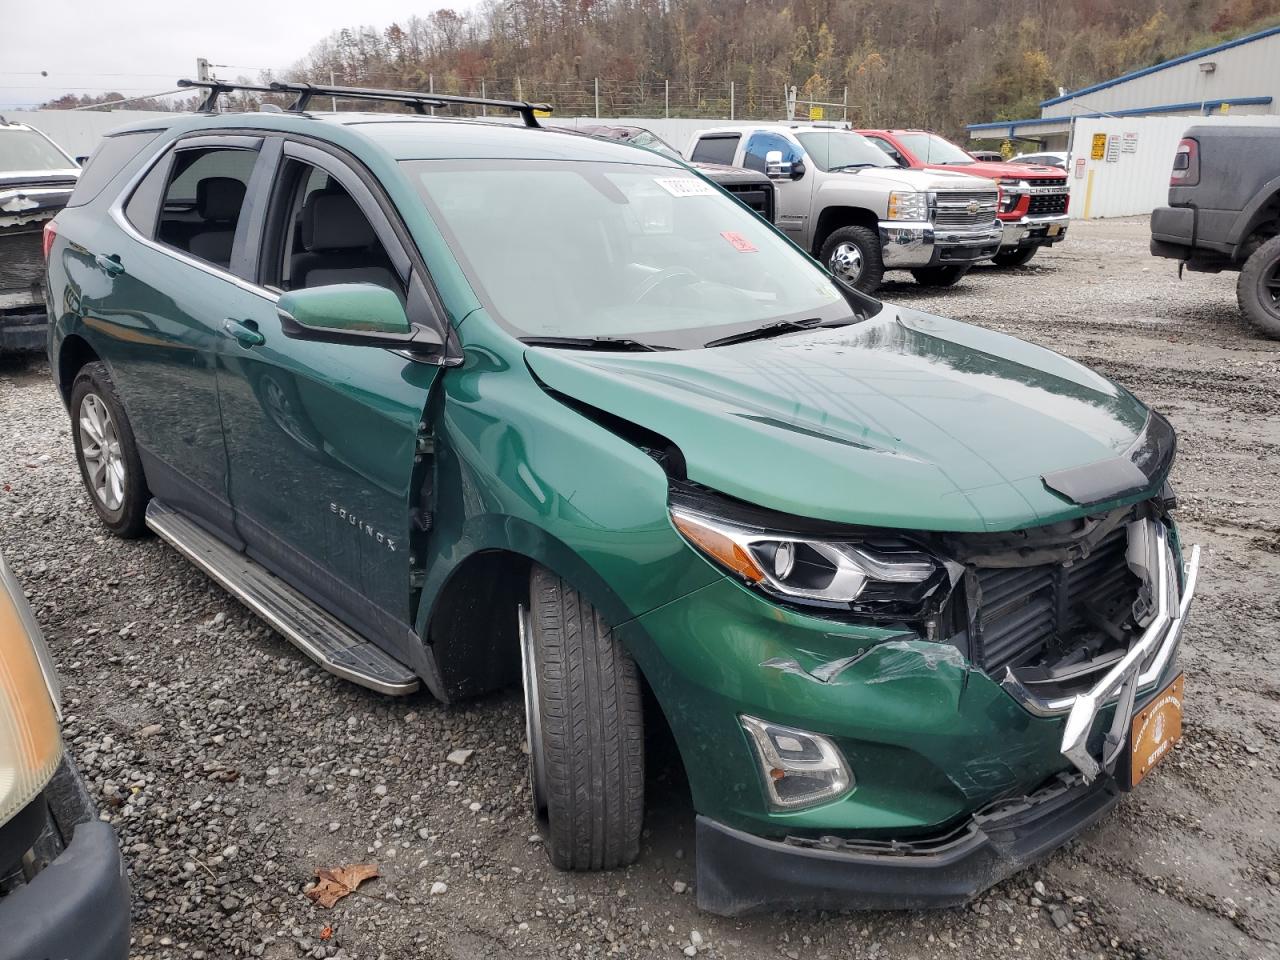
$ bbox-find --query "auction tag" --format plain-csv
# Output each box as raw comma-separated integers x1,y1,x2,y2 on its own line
654,177,717,198
720,231,758,252
1130,673,1184,788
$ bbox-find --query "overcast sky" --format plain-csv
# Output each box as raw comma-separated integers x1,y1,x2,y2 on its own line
2,0,464,109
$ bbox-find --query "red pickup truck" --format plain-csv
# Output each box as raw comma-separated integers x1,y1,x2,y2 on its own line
859,130,1070,267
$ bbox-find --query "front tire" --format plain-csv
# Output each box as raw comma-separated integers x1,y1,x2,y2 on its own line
523,566,645,870
910,265,971,287
70,362,149,538
991,246,1039,268
820,225,885,294
1237,234,1280,339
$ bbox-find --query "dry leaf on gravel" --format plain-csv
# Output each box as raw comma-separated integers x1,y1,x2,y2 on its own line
305,863,379,908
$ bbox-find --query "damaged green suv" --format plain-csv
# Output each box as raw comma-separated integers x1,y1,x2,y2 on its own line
45,81,1199,915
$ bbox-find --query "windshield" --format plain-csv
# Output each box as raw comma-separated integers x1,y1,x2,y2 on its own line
794,131,894,171
0,128,75,173
896,133,974,165
403,159,852,348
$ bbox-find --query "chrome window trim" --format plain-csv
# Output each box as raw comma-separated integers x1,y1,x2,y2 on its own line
106,135,280,305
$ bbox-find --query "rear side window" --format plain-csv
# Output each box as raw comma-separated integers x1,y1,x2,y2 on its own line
690,134,740,166
66,130,162,207
154,148,258,270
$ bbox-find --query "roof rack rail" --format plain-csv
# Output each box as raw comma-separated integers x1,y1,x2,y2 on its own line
176,78,552,127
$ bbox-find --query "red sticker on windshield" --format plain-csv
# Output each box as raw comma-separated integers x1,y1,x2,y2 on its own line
720,231,758,252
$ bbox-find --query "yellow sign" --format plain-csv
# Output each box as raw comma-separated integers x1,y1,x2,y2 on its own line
533,108,553,118
1220,102,1230,114
808,105,824,121
1090,133,1107,160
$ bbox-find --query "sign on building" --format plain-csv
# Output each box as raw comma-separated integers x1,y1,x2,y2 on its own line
1122,132,1138,153
1090,132,1107,160
1105,135,1121,162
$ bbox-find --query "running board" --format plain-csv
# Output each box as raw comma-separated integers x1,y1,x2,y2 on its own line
145,500,420,696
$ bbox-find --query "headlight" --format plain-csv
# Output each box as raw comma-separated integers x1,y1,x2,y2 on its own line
0,554,62,828
998,178,1029,213
670,506,951,618
886,190,929,221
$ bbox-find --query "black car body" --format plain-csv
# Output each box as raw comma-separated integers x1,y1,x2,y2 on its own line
0,118,79,355
1150,124,1280,337
573,123,776,223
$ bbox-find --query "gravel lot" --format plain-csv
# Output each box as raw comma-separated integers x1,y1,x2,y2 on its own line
1,216,1278,960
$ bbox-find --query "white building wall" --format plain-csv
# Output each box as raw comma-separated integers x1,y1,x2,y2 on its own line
1065,114,1280,219
9,110,173,159
1043,30,1280,119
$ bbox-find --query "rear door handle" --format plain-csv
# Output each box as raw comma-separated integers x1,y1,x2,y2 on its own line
94,253,124,277
221,318,265,348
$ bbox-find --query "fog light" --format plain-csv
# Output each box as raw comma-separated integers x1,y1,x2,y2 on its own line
741,715,853,811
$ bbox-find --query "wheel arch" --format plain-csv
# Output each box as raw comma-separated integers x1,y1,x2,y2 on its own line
812,205,881,257
55,333,102,405
1230,180,1280,257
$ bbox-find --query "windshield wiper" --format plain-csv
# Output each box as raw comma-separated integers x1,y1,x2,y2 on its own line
520,335,674,352
828,162,879,172
703,316,856,348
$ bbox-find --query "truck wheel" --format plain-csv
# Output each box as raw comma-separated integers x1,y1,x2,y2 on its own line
911,265,971,287
70,362,150,538
1237,234,1280,339
820,226,885,294
992,247,1038,267
523,566,644,870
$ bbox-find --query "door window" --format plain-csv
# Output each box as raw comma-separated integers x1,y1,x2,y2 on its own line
866,136,906,165
690,134,740,166
154,147,258,269
742,132,801,173
260,160,405,302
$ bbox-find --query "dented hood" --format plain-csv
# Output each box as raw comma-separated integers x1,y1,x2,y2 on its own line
525,308,1160,532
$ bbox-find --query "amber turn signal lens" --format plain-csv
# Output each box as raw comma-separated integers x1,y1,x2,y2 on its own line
670,510,765,583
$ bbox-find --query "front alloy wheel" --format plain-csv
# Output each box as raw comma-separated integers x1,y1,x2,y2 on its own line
819,225,885,294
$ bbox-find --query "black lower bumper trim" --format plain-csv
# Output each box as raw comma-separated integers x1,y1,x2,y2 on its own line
0,310,48,354
695,773,1121,916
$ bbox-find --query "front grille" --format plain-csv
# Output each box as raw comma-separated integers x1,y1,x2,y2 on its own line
0,226,46,294
1029,193,1068,216
974,525,1139,676
721,180,775,223
933,190,998,228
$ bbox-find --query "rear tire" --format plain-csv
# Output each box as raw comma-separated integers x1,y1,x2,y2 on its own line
910,265,971,287
1237,234,1280,340
524,566,645,870
820,225,885,294
991,246,1039,267
70,362,149,538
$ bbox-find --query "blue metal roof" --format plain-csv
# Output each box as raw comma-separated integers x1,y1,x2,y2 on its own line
1041,24,1280,107
966,96,1274,133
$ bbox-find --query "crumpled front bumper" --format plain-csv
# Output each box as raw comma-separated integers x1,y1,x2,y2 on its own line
1001,521,1201,782
1000,214,1070,250
879,220,1003,268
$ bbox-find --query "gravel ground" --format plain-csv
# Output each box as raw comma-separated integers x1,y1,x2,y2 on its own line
1,216,1278,960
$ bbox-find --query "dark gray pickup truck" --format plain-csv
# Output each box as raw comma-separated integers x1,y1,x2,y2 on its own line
1150,124,1280,338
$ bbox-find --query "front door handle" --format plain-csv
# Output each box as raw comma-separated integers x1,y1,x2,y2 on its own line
94,253,124,277
221,318,265,348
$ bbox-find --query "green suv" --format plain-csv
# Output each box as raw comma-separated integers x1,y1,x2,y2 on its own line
44,81,1200,915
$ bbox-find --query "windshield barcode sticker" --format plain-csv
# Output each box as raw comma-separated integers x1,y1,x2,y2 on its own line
654,177,717,198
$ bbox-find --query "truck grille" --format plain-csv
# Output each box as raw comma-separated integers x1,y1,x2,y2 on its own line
1029,193,1068,216
721,180,775,223
933,190,998,228
0,226,45,296
973,525,1139,677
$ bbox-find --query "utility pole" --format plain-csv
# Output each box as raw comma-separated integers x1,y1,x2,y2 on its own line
196,58,210,82
330,70,337,111
730,81,735,120
665,79,669,118
594,77,600,118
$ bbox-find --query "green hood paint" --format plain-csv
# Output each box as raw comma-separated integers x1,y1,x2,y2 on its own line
525,307,1155,532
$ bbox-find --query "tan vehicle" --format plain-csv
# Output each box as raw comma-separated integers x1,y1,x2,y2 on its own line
687,124,1002,293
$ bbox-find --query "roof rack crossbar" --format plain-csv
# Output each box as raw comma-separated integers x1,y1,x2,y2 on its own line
178,78,281,113
269,81,552,127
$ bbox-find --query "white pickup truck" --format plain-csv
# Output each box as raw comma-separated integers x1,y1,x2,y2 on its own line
687,124,1001,293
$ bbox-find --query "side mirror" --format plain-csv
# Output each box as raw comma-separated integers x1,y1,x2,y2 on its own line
790,157,806,180
764,149,790,180
277,283,441,351
74,155,89,166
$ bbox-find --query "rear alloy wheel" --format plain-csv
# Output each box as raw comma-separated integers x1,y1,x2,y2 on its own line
523,566,645,870
911,265,971,287
991,246,1039,268
70,361,149,538
820,225,885,294
1237,234,1280,340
